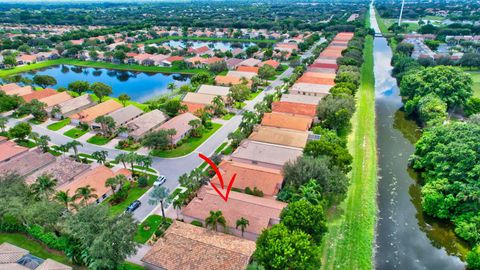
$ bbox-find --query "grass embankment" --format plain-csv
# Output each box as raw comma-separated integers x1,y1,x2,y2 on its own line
467,71,480,97
320,35,377,270
0,58,206,78
374,8,389,34
151,123,222,158
142,36,277,45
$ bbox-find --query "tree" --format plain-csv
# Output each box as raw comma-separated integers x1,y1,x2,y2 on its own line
211,95,226,116
254,223,320,270
209,61,228,74
188,119,203,138
54,190,76,211
92,150,108,164
91,82,113,102
36,135,51,153
205,210,227,232
95,115,116,137
50,105,62,118
65,140,83,161
148,186,170,219
304,136,352,173
9,122,31,141
163,99,187,117
0,117,7,132
17,99,48,122
142,129,172,150
395,42,414,56
88,50,99,60
258,65,276,82
280,200,327,243
228,84,251,103
417,94,447,126
236,217,249,237
465,97,480,116
115,153,129,169
118,94,131,107
316,94,355,131
3,55,17,67
400,66,473,109
113,50,126,62
75,185,98,206
459,53,480,70
467,246,480,270
33,75,57,88
30,174,58,200
105,174,126,195
0,91,23,112
190,72,212,86
68,81,90,96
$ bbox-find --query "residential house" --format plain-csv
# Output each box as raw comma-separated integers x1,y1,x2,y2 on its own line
226,71,257,80
182,92,216,113
39,92,73,108
70,99,123,125
156,112,199,145
26,157,91,186
0,139,28,163
49,94,95,119
0,243,72,270
236,66,259,73
261,112,313,131
91,105,143,129
0,83,33,96
16,54,37,65
197,85,230,98
289,83,332,97
124,109,168,140
21,88,58,103
258,59,280,69
238,58,261,67
272,101,317,118
225,58,244,70
0,149,56,177
215,75,251,87
248,126,309,149
210,160,284,197
162,56,184,67
182,186,287,240
230,140,302,170
141,221,256,270
297,75,335,85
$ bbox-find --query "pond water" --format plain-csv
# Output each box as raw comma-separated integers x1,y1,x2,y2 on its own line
21,65,191,102
371,6,467,270
161,40,255,51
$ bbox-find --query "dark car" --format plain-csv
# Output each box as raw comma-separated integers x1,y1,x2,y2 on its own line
125,200,141,213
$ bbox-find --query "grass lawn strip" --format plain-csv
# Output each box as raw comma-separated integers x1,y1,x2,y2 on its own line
320,35,377,270
86,134,113,145
134,215,164,243
467,71,480,98
151,123,222,158
221,113,235,120
47,118,71,131
63,127,88,139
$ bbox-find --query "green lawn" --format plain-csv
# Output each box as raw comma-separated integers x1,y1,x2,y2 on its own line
28,118,46,125
221,112,235,120
87,135,113,145
214,142,228,154
0,233,77,268
151,123,222,158
63,127,89,139
47,118,71,131
468,71,480,98
105,175,156,216
134,215,164,243
321,35,377,270
233,102,246,109
247,91,262,100
119,262,145,270
16,140,37,148
141,36,277,45
375,8,389,34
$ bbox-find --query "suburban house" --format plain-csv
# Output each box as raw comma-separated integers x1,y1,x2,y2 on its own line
70,99,123,125
302,71,336,80
226,70,257,79
226,58,244,70
196,84,230,98
261,112,313,131
210,160,284,197
162,56,184,66
181,92,217,113
0,138,28,163
20,88,58,103
157,112,199,145
236,66,259,73
91,105,143,129
215,75,251,87
311,59,338,70
26,157,91,186
141,221,256,270
280,93,322,105
0,149,56,177
272,101,317,118
307,67,337,74
297,75,335,85
289,83,332,97
57,165,131,204
16,54,37,65
248,126,309,149
258,59,280,69
40,92,73,108
0,83,33,96
230,140,302,170
0,242,72,270
182,186,287,240
238,58,261,67
49,94,95,119
124,109,168,140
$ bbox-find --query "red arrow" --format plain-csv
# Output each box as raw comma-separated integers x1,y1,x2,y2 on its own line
199,153,236,202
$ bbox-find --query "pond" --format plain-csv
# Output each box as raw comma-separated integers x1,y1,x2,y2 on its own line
371,7,467,270
21,65,191,102
161,40,255,51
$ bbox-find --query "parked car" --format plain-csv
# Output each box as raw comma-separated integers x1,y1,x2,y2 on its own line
125,200,141,213
153,175,167,187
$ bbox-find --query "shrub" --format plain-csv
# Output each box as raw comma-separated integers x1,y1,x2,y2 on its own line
137,176,148,188
26,225,69,251
191,220,203,227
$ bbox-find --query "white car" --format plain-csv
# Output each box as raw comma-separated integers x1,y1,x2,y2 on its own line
153,175,167,187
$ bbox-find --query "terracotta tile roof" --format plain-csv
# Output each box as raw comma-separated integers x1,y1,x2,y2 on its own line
302,71,336,79
71,99,123,123
307,67,337,74
272,101,317,117
182,186,287,236
0,140,28,163
142,221,255,270
0,149,56,177
248,126,309,148
259,60,280,69
164,56,184,63
261,112,312,131
238,58,261,67
36,259,72,270
280,94,322,105
182,101,206,114
215,75,251,86
21,88,58,103
297,75,335,85
183,92,215,105
236,66,259,73
310,62,338,70
26,157,91,186
203,57,224,65
40,92,73,107
157,112,199,142
0,84,33,96
211,160,283,196
226,71,256,79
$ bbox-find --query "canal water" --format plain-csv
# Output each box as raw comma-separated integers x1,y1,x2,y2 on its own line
371,6,467,270
20,65,191,102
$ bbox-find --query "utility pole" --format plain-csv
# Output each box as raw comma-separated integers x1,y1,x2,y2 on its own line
398,0,405,26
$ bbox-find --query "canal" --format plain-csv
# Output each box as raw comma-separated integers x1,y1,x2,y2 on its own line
371,6,467,270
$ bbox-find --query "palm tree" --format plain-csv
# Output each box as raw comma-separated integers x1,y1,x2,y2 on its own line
172,198,183,220
92,150,108,164
75,185,98,206
211,95,226,115
105,177,118,195
50,105,62,118
0,117,8,133
148,186,170,219
167,82,176,91
37,135,50,153
54,190,75,210
188,119,202,137
31,174,58,200
115,153,129,169
138,155,153,174
235,217,249,237
65,140,83,161
205,210,227,232
126,152,140,174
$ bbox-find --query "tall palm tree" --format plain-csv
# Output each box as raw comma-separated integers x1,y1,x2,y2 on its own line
205,210,227,232
167,82,176,91
172,198,182,220
235,217,249,237
75,185,98,206
66,140,83,161
126,152,140,174
54,190,76,210
30,174,58,200
92,150,108,164
115,153,129,169
148,186,170,219
0,117,8,133
105,177,118,195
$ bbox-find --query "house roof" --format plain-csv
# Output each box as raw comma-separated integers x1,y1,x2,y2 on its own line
297,75,335,85
0,83,22,93
127,109,168,138
272,101,317,117
231,140,303,168
248,126,308,149
261,112,312,131
107,105,143,126
313,58,338,64
211,160,283,196
280,93,322,105
36,259,72,270
71,99,123,123
239,58,261,67
0,149,56,177
164,56,184,63
197,85,230,97
259,60,280,69
40,92,73,108
290,83,332,95
53,94,94,115
0,140,28,163
182,102,206,114
302,71,336,79
21,88,58,103
236,66,259,73
225,58,244,68
157,112,199,142
142,221,255,270
215,75,250,86
26,157,91,186
307,67,336,74
183,92,215,105
182,186,287,235
0,243,29,264
226,71,256,79
1,84,33,96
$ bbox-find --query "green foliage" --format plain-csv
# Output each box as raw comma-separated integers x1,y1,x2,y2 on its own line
465,97,480,116
417,94,447,126
9,122,32,141
67,80,90,95
142,129,175,150
191,220,203,227
395,42,414,56
467,246,480,270
190,72,212,86
316,94,356,131
228,84,251,103
0,90,24,112
137,176,148,188
304,134,353,173
280,200,327,243
33,75,57,88
91,82,113,102
163,99,186,117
